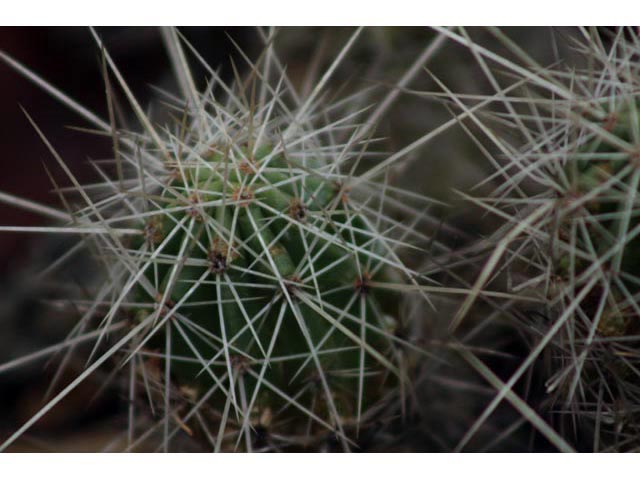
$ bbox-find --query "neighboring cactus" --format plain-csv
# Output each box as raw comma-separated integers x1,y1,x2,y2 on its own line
547,98,640,449
433,27,640,451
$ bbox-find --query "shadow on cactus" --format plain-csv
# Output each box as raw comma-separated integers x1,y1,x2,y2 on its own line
0,28,440,452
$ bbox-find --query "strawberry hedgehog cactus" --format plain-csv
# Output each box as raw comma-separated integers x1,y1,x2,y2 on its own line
0,27,443,452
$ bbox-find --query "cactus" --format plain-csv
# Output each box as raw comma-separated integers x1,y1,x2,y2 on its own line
132,138,402,450
548,98,640,449
0,27,451,452
430,27,640,451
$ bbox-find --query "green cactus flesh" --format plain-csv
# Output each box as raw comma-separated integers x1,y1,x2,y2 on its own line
132,144,399,446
